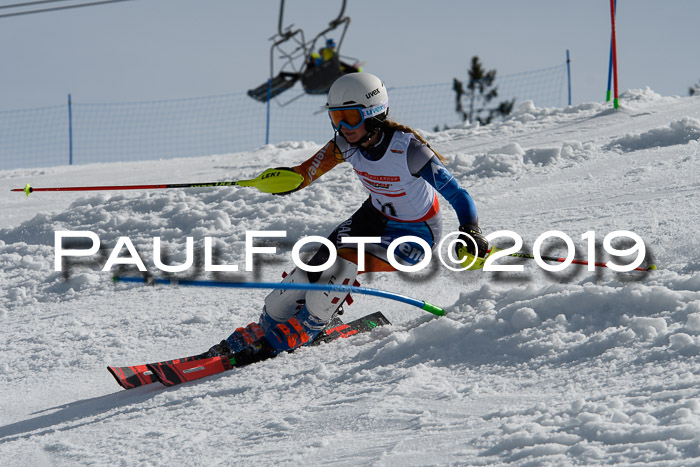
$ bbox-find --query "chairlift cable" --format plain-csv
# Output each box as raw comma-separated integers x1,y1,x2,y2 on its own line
0,0,136,19
0,0,72,10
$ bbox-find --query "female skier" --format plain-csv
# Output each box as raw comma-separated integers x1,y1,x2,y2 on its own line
211,72,488,356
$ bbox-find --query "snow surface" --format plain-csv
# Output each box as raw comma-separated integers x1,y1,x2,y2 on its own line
1,88,700,466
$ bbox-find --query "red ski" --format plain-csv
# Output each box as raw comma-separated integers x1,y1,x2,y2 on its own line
108,354,209,389
147,355,235,387
108,311,390,390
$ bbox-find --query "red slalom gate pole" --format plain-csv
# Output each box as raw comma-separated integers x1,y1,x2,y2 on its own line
610,0,619,109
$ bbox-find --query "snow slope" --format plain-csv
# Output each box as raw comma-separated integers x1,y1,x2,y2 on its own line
1,88,700,465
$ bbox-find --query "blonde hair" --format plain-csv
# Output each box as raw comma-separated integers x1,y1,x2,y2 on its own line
383,120,448,164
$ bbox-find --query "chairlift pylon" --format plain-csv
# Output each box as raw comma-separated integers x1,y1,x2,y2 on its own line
247,0,362,103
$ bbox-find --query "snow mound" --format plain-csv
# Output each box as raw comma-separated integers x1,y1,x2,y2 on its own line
620,87,664,102
607,117,700,152
441,277,700,366
455,140,593,179
469,153,525,177
479,376,700,464
509,99,606,124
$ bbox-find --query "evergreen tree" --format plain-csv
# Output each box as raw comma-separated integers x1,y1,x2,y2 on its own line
690,80,700,96
453,56,515,125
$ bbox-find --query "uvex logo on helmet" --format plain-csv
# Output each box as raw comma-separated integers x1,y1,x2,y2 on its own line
365,88,380,99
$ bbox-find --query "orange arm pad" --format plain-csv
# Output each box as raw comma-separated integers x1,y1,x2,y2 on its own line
292,140,344,189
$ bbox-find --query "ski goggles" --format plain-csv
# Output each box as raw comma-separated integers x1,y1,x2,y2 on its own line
328,101,389,130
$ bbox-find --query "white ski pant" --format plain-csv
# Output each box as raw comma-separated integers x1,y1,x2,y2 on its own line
263,257,358,327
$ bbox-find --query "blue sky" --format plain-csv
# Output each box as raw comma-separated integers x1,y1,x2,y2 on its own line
2,0,699,110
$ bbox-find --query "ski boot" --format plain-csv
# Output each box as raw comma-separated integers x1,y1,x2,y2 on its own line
265,305,328,353
225,322,266,353
206,339,232,357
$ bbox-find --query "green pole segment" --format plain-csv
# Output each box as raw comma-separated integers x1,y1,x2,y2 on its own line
421,302,446,316
114,276,446,317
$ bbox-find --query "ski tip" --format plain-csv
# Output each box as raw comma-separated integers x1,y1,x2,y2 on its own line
646,264,657,271
107,365,133,390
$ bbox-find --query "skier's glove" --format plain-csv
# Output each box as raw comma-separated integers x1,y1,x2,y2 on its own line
457,224,489,259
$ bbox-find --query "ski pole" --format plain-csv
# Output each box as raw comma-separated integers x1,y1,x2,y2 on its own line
459,246,656,272
506,251,656,272
11,168,303,197
113,275,446,317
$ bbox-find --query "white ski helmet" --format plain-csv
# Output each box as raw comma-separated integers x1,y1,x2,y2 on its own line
326,73,389,130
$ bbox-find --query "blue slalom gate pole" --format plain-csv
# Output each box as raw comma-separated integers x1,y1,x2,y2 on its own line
68,93,73,165
114,276,445,316
566,49,572,106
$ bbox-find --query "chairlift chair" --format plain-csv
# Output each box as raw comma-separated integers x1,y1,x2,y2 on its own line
247,0,358,103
